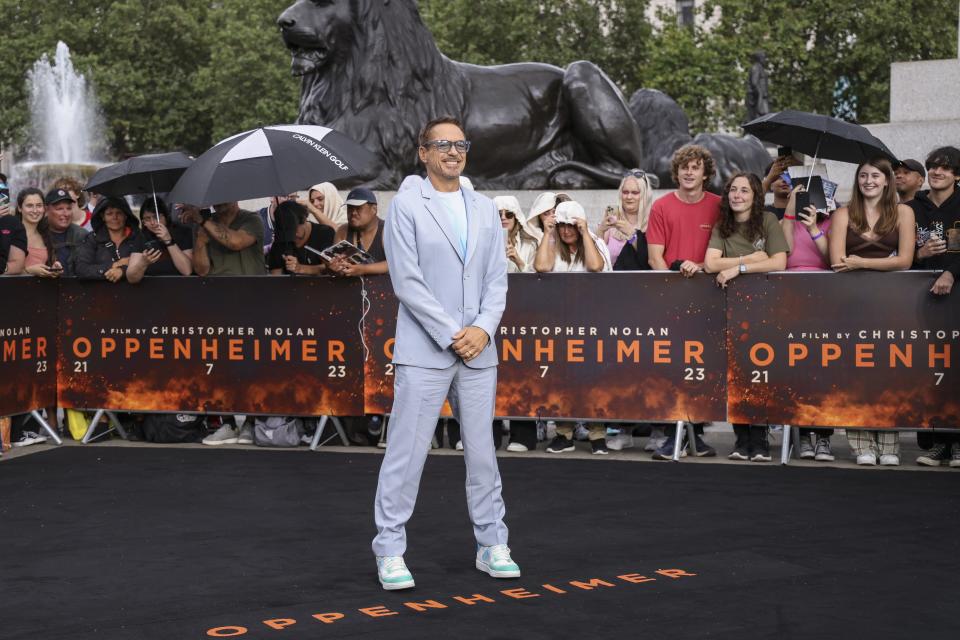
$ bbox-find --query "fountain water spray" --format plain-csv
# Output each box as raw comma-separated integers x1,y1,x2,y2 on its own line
11,41,108,191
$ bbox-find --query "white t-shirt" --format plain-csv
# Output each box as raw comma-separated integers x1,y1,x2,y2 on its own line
434,189,468,257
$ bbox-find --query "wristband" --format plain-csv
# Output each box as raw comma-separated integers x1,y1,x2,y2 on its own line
810,230,824,241
164,240,174,247
784,215,796,220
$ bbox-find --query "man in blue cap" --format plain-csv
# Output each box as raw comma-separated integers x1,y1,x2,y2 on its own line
327,187,388,277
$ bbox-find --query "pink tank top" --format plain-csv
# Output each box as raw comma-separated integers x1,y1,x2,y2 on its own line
786,218,831,271
25,246,49,268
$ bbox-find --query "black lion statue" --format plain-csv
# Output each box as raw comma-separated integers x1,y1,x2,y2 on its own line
278,0,768,190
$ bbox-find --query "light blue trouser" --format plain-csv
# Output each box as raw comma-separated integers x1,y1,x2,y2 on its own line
372,361,509,557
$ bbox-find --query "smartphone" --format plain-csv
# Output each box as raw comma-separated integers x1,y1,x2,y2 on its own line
143,238,164,252
777,146,793,159
0,193,9,207
780,172,792,188
795,192,811,215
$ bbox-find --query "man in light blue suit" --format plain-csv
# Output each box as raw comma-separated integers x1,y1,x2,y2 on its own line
373,117,520,590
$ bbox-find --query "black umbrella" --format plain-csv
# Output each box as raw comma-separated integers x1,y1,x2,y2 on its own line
167,124,375,206
742,110,897,166
85,151,194,196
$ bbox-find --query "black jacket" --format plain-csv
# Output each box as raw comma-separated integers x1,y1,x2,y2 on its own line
74,198,141,280
909,188,960,278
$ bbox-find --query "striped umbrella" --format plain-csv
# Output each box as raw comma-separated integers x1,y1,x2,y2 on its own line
167,124,375,206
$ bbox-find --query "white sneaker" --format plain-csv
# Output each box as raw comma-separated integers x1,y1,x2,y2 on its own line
12,431,48,448
606,433,635,451
476,544,521,578
879,454,900,466
455,440,463,451
506,442,529,452
376,556,415,590
856,453,877,466
237,421,255,445
202,424,238,446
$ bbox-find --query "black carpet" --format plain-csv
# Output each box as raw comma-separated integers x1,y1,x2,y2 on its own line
1,447,957,639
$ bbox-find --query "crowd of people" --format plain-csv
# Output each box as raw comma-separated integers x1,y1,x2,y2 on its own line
1,140,957,468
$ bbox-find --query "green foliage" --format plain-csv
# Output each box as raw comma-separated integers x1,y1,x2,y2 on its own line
1,0,956,158
196,0,300,143
646,0,959,131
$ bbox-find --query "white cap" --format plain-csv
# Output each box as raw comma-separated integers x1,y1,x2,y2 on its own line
528,192,558,219
554,200,586,224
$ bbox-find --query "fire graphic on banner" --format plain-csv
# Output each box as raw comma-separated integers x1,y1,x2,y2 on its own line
727,272,959,429
0,279,58,416
364,274,727,422
57,277,365,416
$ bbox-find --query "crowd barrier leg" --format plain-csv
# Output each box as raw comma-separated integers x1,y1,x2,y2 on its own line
685,423,699,455
309,416,350,451
780,425,792,465
80,410,128,444
28,410,63,445
377,415,388,448
671,420,685,462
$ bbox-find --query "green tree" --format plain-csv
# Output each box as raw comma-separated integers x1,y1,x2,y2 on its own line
645,0,959,132
195,0,300,143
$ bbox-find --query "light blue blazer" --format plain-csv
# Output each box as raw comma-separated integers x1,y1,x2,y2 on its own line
383,178,508,369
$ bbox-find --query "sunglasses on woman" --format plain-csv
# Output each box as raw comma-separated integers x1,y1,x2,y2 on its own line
499,210,516,219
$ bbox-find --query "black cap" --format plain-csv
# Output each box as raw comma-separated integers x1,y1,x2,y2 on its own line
896,159,925,179
344,187,377,206
45,188,76,206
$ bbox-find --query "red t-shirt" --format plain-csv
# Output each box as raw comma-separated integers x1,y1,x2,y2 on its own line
646,191,721,266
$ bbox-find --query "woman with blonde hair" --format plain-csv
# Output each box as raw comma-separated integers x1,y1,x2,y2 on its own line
829,157,915,466
494,195,539,273
304,182,345,229
598,169,655,265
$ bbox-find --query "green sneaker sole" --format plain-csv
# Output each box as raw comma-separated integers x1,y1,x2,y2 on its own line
476,558,520,578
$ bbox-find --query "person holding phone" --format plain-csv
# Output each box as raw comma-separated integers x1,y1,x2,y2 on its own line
127,197,194,283
704,173,788,462
597,169,654,265
778,185,837,461
829,157,915,466
14,188,60,278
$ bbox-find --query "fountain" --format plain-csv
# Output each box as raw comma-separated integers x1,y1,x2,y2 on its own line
9,42,108,192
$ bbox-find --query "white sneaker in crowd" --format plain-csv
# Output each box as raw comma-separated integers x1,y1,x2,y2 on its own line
644,426,666,451
506,442,529,452
12,431,48,448
202,424,238,446
607,432,635,451
856,453,877,466
455,440,464,451
879,454,900,466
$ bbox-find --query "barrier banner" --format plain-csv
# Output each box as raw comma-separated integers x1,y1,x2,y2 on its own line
57,277,365,415
0,278,58,417
727,272,960,429
364,273,727,422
